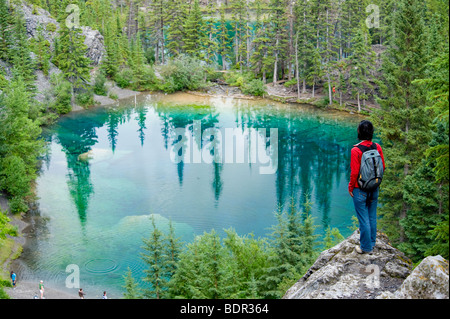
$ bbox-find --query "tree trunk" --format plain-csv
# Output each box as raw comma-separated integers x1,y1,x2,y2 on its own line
273,36,279,86
326,8,332,105
357,91,361,112
327,74,332,105
295,34,300,100
288,1,294,80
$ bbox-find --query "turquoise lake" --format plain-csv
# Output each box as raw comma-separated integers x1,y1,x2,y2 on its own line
16,93,362,298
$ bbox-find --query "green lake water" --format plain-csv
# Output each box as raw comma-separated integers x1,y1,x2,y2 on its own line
16,93,362,298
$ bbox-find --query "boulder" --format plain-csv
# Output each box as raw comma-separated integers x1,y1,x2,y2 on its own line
81,26,106,66
283,230,413,299
377,255,449,299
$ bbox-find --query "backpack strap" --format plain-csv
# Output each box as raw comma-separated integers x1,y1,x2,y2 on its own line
356,142,377,153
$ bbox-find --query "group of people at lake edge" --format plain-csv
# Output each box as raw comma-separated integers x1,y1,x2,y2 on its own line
9,273,108,299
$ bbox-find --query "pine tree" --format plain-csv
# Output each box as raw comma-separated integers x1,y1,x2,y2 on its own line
230,0,246,71
129,32,146,90
168,230,235,299
165,220,182,279
182,0,205,60
347,23,376,112
217,6,231,71
10,13,36,92
148,0,166,64
103,17,120,77
32,26,51,76
0,77,43,213
203,1,218,65
250,0,271,82
0,0,12,62
268,0,288,84
122,267,141,299
141,215,168,299
293,0,315,96
371,0,432,244
54,20,92,100
165,0,188,57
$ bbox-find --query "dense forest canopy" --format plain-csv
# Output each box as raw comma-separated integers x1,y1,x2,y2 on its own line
0,0,449,299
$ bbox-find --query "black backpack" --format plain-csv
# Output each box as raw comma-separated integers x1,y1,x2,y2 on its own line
356,143,384,193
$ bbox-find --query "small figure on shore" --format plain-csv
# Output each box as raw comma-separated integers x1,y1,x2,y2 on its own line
10,271,16,289
39,280,45,299
78,288,86,299
102,291,107,299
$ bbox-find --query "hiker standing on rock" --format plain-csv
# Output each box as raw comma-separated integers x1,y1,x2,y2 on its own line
349,120,385,254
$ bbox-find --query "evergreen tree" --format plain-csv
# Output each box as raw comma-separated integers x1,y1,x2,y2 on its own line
222,229,270,299
347,23,376,112
165,0,188,57
293,0,315,96
10,14,36,92
0,77,43,213
250,0,271,82
371,0,431,244
129,32,147,89
122,267,141,299
141,215,168,299
103,17,120,77
168,230,235,299
54,20,92,101
217,6,231,71
182,0,205,60
268,0,288,84
0,0,12,62
148,0,166,64
165,220,182,279
260,201,318,298
32,26,51,76
203,1,218,66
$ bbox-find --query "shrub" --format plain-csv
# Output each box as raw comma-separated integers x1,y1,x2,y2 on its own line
109,92,118,100
223,70,254,87
93,72,108,96
115,68,134,89
0,156,32,213
132,65,159,91
9,197,29,214
223,71,266,96
241,79,266,97
49,73,72,114
159,54,207,93
75,89,95,107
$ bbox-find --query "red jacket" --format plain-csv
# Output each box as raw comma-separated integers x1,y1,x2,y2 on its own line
349,140,386,193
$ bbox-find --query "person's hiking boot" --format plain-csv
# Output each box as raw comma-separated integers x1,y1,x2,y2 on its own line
355,246,373,255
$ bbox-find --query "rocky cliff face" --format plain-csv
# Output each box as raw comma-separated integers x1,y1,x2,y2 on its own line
0,4,106,103
284,230,447,299
21,3,105,66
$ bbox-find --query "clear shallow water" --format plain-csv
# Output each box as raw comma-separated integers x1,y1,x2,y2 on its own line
17,93,361,298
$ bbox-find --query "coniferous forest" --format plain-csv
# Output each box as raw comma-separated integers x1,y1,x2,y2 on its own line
0,0,449,300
